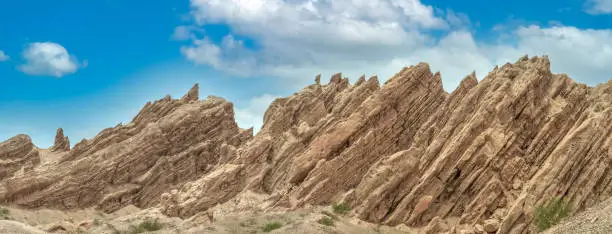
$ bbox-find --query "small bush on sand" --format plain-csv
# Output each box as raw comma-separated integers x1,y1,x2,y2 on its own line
534,197,570,232
262,221,283,232
0,207,10,220
93,219,102,226
321,210,339,220
332,203,351,215
318,216,334,226
127,219,163,234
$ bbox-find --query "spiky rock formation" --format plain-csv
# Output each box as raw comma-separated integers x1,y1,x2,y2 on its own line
0,85,251,213
161,56,611,233
50,128,70,152
0,55,610,234
181,83,199,102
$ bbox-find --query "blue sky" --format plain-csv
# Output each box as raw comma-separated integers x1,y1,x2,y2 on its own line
1,0,611,147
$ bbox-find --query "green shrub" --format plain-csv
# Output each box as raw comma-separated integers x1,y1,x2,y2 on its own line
332,203,351,215
321,210,339,220
318,216,334,226
0,207,10,220
534,197,570,232
262,221,283,232
93,219,102,226
127,219,163,234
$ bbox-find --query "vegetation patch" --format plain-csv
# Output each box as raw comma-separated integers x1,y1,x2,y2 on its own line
321,210,339,220
126,219,163,234
93,219,102,226
318,216,335,226
332,203,351,215
0,207,10,220
534,197,571,232
262,221,283,232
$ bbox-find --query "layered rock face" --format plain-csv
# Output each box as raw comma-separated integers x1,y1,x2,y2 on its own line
0,135,40,180
0,84,252,213
161,56,611,233
0,56,610,233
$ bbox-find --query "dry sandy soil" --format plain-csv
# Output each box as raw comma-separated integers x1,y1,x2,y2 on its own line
0,204,417,234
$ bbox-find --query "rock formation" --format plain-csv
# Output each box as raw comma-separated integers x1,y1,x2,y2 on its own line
0,55,610,234
50,128,70,152
0,85,251,213
181,83,199,102
0,135,40,180
159,56,611,233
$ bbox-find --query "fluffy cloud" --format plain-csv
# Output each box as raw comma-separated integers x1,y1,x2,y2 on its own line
585,0,612,14
19,42,83,77
0,51,8,61
234,94,280,132
178,0,612,91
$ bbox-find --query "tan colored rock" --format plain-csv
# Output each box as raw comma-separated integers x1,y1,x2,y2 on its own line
50,128,70,152
475,224,485,233
0,135,40,179
424,216,450,234
0,86,250,213
0,220,45,234
458,227,476,234
181,83,199,102
0,56,609,234
483,219,500,233
42,221,77,233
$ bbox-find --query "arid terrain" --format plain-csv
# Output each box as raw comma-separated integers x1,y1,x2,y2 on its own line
0,55,610,233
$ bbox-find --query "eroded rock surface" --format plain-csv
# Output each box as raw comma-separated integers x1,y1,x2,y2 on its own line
162,56,611,233
0,56,610,234
0,135,40,180
0,85,251,213
50,128,70,152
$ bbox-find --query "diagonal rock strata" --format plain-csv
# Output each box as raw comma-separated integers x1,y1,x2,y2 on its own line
0,56,609,234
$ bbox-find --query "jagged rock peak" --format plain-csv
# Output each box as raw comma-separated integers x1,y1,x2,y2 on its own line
242,127,254,136
329,73,342,84
460,71,478,87
354,75,366,86
367,75,380,87
181,83,199,102
51,128,70,152
513,54,551,69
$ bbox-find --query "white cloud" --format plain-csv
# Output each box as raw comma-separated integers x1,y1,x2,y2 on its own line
181,38,223,68
0,51,9,61
586,0,612,14
172,25,205,41
19,42,83,77
234,94,280,132
172,26,194,41
178,0,612,91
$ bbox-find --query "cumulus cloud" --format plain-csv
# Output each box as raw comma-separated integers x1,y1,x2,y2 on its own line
0,51,9,61
585,0,612,14
234,94,280,132
19,42,83,77
178,0,612,91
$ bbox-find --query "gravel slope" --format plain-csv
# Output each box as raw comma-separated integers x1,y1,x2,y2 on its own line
545,197,612,234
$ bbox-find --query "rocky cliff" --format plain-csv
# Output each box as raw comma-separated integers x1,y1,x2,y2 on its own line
0,55,610,234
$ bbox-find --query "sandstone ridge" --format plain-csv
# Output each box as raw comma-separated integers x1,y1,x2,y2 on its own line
0,56,610,234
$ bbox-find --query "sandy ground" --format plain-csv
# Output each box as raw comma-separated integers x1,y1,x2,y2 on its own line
0,204,418,234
